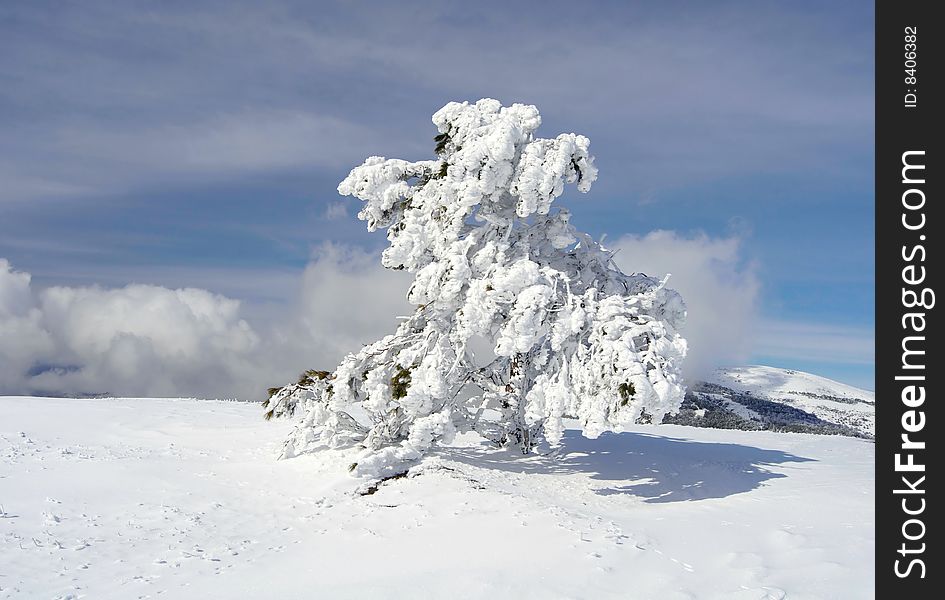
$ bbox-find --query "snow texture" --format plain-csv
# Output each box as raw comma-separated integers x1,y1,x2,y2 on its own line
709,366,875,437
0,396,874,599
266,100,687,472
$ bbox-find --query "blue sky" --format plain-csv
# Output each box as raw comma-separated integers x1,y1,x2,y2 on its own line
0,0,874,393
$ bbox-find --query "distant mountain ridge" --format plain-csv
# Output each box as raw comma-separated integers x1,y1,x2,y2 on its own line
664,365,874,439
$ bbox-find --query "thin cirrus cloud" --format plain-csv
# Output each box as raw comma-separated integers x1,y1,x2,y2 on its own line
0,110,386,205
753,320,875,366
0,1,871,205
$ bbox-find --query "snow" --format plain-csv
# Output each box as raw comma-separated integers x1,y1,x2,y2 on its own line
709,366,875,436
1,396,873,599
277,99,687,467
700,392,763,423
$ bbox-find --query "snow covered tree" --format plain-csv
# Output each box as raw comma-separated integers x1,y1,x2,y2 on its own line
265,99,687,477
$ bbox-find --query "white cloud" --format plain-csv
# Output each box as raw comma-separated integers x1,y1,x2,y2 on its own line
0,258,34,317
2,236,874,399
4,233,759,398
265,243,412,377
323,201,349,220
609,231,761,381
0,260,55,388
2,258,263,398
0,249,411,400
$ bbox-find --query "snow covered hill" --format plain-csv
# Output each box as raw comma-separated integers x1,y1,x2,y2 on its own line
1,396,874,599
667,366,875,438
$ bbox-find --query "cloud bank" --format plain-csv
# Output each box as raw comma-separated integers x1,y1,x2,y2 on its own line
3,231,754,398
2,258,260,398
0,251,410,400
610,231,761,381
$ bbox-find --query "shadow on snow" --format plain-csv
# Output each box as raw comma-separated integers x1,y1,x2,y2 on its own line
447,429,816,503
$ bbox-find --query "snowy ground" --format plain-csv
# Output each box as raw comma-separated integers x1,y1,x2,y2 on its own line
1,397,873,599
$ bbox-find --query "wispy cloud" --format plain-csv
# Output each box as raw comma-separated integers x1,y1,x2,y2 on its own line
1,0,872,206
1,110,387,204
753,319,875,366
323,201,349,221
